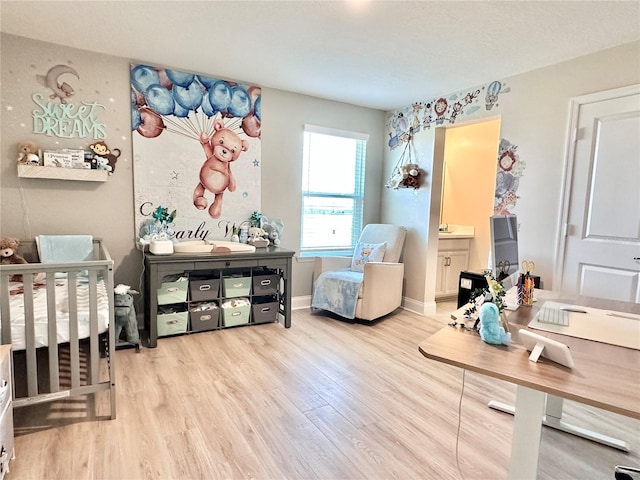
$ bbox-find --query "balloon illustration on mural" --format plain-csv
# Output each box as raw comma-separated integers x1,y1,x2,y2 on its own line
129,65,261,141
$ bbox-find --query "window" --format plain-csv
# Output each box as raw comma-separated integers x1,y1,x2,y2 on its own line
300,124,368,257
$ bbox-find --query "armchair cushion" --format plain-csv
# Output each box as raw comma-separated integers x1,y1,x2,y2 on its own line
350,242,386,272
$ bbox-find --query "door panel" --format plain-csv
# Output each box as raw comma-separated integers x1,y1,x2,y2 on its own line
587,113,640,239
579,264,639,302
560,86,640,302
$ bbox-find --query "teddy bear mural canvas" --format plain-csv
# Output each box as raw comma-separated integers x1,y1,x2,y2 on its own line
130,63,261,242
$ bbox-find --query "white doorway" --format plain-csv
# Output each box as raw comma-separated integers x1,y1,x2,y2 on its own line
439,118,501,272
555,84,640,302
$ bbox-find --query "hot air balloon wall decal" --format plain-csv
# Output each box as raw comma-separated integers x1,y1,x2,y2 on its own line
130,64,262,242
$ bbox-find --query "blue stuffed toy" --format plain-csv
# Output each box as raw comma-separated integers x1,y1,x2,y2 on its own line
479,302,511,345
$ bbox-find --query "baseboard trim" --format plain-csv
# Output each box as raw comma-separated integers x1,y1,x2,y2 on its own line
402,297,436,316
292,295,435,317
292,295,312,310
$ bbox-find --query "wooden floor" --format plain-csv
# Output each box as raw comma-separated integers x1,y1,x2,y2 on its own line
10,302,640,479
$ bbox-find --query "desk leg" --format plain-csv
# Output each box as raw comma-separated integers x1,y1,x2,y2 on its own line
489,395,630,452
508,386,545,480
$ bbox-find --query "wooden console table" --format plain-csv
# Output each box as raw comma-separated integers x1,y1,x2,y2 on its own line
143,246,294,348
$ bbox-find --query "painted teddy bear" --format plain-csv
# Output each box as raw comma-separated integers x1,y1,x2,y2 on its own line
194,120,248,219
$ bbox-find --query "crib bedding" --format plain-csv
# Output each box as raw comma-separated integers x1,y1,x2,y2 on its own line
2,275,110,351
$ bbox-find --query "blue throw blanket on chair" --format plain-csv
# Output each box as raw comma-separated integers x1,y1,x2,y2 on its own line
311,269,363,319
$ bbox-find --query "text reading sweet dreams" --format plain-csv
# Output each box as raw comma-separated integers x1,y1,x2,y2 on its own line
31,93,107,139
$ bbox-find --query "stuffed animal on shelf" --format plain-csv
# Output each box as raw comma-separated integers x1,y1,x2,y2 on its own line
0,236,28,281
479,302,511,345
89,141,120,174
17,141,40,165
114,284,141,352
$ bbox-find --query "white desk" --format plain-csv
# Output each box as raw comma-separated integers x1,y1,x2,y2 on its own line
420,294,640,480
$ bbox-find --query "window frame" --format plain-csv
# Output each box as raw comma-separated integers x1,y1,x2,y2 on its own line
300,124,369,258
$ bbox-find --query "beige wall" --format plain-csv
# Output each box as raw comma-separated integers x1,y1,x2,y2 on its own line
2,32,639,314
384,40,640,315
0,33,386,299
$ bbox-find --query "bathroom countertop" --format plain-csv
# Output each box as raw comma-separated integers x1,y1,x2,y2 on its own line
438,225,475,239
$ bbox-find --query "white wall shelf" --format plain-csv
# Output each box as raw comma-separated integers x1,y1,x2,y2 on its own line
17,164,108,182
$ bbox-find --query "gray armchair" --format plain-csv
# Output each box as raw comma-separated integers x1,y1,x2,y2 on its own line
312,224,407,321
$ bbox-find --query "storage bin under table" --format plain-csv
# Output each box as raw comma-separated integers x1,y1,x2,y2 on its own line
157,280,188,305
221,298,250,327
223,276,251,298
157,310,188,337
251,298,279,324
190,302,219,331
189,277,220,302
252,273,279,296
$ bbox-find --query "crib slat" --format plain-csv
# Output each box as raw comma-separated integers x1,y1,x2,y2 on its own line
0,275,11,345
46,272,60,393
105,260,116,420
23,273,38,397
88,270,99,385
67,272,80,389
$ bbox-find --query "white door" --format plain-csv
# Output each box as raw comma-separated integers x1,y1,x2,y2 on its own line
557,85,640,302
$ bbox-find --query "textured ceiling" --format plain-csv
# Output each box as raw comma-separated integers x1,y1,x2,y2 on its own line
1,1,639,110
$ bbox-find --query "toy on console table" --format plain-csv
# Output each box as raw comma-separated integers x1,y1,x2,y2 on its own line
247,226,269,248
478,302,511,345
261,217,284,246
17,141,41,165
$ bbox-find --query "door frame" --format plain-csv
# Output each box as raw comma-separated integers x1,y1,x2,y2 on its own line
428,115,501,306
553,84,640,290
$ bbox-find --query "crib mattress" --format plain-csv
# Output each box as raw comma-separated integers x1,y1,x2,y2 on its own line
2,276,110,351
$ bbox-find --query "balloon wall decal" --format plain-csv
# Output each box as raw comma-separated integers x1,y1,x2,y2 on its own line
130,63,262,139
136,106,165,138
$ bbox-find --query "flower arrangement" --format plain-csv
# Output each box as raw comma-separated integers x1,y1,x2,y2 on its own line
151,205,176,225
464,270,507,318
250,211,262,227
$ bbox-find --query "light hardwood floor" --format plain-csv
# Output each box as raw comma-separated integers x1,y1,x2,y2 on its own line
10,302,640,479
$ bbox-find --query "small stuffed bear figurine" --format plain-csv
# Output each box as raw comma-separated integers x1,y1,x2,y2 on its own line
0,236,28,281
479,302,511,345
114,284,141,352
247,226,269,247
17,141,40,165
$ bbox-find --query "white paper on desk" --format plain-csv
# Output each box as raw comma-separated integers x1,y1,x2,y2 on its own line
528,301,640,350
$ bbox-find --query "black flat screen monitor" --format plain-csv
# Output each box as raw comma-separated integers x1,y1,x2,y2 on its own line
489,214,519,290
